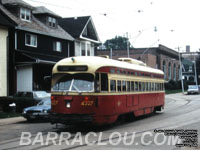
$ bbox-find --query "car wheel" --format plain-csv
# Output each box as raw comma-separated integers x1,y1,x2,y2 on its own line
26,116,32,122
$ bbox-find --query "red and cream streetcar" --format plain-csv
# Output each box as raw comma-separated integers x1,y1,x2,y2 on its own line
50,56,165,125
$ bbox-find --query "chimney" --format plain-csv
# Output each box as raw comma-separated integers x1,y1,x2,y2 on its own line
186,45,190,52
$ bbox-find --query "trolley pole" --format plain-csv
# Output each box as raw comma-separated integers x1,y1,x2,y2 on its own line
178,47,184,94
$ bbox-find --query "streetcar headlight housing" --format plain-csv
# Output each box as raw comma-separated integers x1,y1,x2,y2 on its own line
66,101,71,108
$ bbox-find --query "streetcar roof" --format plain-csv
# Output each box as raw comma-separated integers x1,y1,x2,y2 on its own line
53,56,164,75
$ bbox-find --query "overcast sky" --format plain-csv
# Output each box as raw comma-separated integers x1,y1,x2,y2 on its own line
24,0,200,52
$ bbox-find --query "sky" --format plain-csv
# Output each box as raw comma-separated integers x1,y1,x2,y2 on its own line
24,0,200,52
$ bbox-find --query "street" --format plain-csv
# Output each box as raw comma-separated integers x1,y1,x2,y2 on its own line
0,93,200,150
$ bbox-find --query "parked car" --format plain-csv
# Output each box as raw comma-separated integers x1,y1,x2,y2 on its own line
22,98,51,121
15,91,50,103
187,85,200,94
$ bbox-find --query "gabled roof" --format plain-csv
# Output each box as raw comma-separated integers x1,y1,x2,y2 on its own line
2,0,34,9
59,16,100,43
0,8,15,27
33,6,60,18
0,3,74,41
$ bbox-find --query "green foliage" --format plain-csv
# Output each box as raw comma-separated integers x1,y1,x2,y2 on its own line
165,80,196,91
104,36,132,50
0,97,38,113
0,112,21,119
165,89,182,94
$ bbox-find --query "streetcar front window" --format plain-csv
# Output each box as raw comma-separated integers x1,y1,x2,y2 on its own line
52,73,94,92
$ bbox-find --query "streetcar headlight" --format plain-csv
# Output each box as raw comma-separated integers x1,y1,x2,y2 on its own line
66,102,71,108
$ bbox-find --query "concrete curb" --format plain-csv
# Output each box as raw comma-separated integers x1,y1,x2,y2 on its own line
0,117,26,126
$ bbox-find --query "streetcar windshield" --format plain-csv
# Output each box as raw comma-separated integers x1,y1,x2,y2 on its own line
52,73,94,92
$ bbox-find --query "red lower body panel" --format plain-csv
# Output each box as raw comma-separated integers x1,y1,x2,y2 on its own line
51,92,164,125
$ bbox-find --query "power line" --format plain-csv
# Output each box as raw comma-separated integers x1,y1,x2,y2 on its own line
25,0,108,17
25,0,75,10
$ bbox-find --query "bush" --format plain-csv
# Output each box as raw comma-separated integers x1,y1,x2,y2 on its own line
165,80,182,90
164,80,197,91
0,97,38,113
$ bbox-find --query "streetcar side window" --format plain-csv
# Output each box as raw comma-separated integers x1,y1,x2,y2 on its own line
160,83,162,91
95,73,100,92
135,81,138,91
127,81,130,92
139,82,142,91
152,82,155,91
110,80,116,92
122,80,126,91
101,73,108,92
142,82,145,91
155,83,157,91
131,81,134,92
145,82,148,91
149,82,151,91
156,83,158,91
117,80,122,92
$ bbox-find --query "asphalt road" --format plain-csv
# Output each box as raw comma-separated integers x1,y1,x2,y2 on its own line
0,93,200,150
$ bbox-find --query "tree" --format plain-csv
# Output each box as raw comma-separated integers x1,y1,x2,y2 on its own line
104,36,132,50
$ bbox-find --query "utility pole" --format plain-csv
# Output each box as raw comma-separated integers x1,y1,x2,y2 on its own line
110,47,112,59
193,53,198,86
108,41,112,59
126,32,130,58
178,47,184,94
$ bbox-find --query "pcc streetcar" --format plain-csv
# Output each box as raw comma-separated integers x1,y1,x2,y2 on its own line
50,56,165,125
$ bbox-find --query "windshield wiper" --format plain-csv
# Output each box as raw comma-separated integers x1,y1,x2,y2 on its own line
72,84,80,93
69,79,74,92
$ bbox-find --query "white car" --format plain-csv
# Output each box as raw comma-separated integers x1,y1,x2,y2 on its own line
187,85,200,94
15,91,50,102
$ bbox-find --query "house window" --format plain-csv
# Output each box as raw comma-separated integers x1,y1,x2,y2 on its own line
81,42,86,56
189,66,193,72
80,42,91,56
168,62,171,80
48,17,56,28
25,34,37,47
20,8,31,21
53,41,62,52
87,43,90,56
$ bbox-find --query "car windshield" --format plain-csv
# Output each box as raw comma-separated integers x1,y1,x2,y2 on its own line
34,91,49,98
52,73,94,92
38,99,51,106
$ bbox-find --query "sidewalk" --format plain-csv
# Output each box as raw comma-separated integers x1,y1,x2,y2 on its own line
0,117,26,126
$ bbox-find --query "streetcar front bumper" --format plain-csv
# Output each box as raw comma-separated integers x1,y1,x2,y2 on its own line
50,113,93,125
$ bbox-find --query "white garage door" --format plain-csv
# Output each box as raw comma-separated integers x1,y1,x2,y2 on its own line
17,66,33,92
